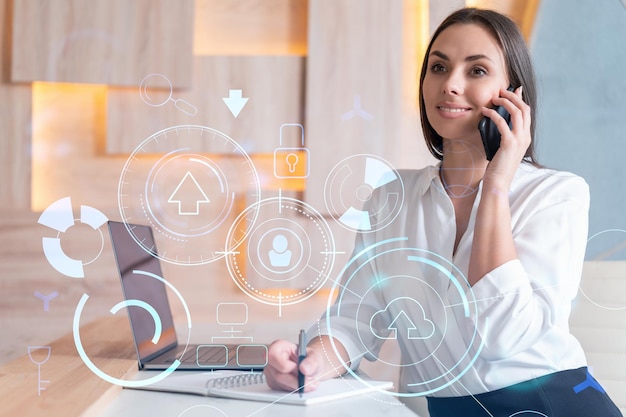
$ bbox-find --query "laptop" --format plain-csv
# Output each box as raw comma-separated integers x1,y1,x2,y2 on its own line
107,220,268,371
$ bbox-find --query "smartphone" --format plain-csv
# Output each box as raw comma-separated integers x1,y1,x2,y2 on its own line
478,85,515,161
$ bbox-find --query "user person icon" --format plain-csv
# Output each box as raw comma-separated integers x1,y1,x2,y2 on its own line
268,234,292,267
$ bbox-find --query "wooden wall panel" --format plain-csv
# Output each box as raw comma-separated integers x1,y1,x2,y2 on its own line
106,55,306,155
0,0,32,210
468,0,541,41
194,0,308,56
30,83,123,212
304,0,430,212
11,0,194,87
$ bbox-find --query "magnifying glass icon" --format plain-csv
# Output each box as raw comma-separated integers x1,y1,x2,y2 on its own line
139,73,198,116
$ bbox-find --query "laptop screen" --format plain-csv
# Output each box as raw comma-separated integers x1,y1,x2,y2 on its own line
108,221,178,363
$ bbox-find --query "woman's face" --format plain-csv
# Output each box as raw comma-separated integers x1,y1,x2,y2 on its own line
422,23,509,145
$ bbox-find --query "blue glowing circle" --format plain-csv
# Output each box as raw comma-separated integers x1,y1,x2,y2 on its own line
72,270,192,387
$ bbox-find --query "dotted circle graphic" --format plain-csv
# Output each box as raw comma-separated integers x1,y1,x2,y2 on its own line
325,238,486,398
118,125,260,266
225,197,335,306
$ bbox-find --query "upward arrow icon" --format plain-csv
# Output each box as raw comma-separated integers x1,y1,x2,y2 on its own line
222,89,249,117
168,172,210,215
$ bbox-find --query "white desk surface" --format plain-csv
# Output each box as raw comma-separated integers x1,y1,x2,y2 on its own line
96,371,420,417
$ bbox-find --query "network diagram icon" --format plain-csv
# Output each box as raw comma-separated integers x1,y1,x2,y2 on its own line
38,197,108,278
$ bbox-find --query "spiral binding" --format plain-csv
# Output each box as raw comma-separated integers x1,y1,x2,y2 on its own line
206,372,265,390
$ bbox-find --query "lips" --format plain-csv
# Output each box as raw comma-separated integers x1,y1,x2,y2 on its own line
435,103,472,119
436,104,471,113
438,107,469,113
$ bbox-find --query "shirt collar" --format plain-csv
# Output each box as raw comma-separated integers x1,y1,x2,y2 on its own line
418,163,443,196
420,161,536,197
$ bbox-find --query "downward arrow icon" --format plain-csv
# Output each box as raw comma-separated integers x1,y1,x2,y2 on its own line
222,89,249,117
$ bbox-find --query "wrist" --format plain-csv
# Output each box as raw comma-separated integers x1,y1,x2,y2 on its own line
482,178,510,198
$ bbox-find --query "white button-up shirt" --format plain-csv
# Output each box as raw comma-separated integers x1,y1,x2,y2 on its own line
315,162,589,397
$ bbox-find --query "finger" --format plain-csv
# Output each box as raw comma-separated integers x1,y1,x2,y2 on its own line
264,365,300,391
266,340,298,374
299,353,321,377
495,87,530,132
299,349,336,386
481,106,513,137
264,355,321,392
299,356,322,392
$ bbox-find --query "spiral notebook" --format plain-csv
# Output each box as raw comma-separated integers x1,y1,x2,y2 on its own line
128,371,393,405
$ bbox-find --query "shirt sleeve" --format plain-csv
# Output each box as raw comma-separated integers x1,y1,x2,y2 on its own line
309,231,391,370
467,174,590,360
309,180,405,370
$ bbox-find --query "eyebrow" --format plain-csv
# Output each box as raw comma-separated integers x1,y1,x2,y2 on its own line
429,50,493,63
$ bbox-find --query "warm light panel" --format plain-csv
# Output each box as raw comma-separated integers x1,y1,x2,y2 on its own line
31,82,108,211
464,0,541,41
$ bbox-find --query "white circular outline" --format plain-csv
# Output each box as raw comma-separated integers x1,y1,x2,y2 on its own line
140,73,173,107
54,218,105,266
177,404,228,417
72,269,192,387
225,196,335,306
579,228,626,310
145,152,232,237
256,226,305,276
326,238,487,397
117,124,261,266
508,411,549,417
323,154,405,233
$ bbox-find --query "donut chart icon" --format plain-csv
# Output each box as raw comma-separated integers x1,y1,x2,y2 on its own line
324,155,404,232
38,197,108,278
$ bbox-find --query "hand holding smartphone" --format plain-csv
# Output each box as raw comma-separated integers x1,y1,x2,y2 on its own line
478,85,516,161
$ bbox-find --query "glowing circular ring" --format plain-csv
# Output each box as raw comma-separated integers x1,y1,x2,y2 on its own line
177,405,228,417
72,269,192,387
225,196,335,306
326,237,488,397
580,228,626,310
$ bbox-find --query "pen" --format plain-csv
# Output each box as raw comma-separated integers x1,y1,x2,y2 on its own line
297,329,306,397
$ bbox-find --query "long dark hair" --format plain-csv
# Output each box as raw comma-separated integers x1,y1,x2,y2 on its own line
419,7,539,164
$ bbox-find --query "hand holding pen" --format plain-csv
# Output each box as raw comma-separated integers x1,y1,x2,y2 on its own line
297,329,306,397
264,333,348,393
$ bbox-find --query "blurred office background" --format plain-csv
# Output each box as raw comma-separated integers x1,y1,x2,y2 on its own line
0,0,624,414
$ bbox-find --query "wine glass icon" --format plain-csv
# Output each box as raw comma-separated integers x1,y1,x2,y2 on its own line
28,346,51,395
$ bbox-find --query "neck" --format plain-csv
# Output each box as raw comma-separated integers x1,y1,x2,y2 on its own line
440,139,488,198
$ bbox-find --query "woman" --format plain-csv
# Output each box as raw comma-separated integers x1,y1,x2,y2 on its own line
264,8,622,416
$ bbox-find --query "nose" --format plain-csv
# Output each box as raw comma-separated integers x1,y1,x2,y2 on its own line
442,73,464,96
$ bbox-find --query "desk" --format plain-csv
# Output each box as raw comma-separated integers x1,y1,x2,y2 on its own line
0,316,419,417
98,376,418,417
0,315,136,417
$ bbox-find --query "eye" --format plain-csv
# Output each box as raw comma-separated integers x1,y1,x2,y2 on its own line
430,63,447,73
470,66,487,77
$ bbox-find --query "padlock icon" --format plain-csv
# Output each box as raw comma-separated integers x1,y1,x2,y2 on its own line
273,123,310,179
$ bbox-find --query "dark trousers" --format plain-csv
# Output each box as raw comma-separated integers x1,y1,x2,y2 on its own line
427,367,622,417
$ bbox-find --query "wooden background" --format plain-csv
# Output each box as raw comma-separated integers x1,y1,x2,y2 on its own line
1,0,539,366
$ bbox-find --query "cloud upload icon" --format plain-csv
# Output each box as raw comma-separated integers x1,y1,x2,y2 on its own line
369,297,436,340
